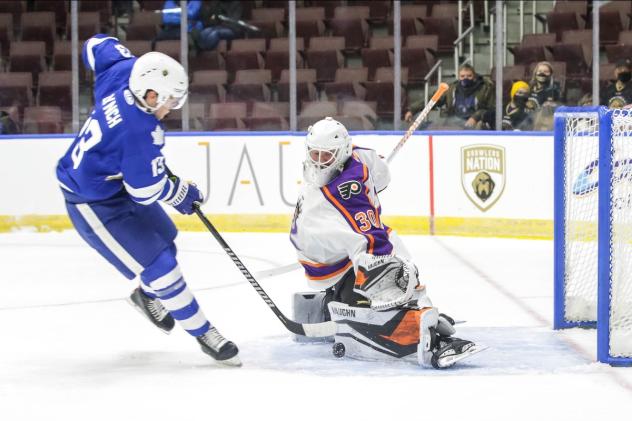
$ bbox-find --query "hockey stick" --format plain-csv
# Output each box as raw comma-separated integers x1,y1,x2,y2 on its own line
386,82,449,164
193,206,338,338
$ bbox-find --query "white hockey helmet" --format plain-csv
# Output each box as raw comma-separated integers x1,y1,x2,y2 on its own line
303,117,352,187
129,51,188,113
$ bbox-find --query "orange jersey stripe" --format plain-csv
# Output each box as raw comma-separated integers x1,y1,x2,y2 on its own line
322,186,364,234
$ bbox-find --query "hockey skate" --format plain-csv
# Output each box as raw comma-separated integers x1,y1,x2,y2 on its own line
196,327,241,367
430,334,487,369
128,287,175,334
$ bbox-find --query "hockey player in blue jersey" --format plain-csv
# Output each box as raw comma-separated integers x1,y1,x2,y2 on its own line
56,35,240,366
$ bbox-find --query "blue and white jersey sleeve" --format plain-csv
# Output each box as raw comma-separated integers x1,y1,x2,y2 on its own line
82,34,137,103
120,124,175,206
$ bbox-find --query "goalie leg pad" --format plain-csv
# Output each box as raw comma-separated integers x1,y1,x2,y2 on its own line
292,291,334,343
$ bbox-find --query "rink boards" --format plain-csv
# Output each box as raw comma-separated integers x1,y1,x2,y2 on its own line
0,130,553,238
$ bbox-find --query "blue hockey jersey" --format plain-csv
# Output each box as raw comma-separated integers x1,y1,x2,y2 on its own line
57,35,174,205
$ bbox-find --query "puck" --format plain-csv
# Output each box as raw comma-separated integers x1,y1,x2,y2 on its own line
332,342,345,358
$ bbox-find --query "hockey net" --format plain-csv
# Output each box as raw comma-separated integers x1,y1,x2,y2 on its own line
607,109,632,358
558,111,599,324
555,107,632,364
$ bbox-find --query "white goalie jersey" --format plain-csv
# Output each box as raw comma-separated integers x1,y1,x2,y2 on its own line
290,147,412,289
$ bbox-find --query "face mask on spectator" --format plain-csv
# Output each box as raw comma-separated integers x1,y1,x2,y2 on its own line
513,95,528,108
617,71,631,83
460,79,474,88
536,73,550,83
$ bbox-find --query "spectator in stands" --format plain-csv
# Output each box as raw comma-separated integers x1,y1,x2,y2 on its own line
600,58,632,109
0,111,19,135
406,63,495,129
155,0,203,42
527,61,562,110
195,1,247,51
502,81,533,131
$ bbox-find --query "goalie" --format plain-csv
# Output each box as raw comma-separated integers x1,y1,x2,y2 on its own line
290,117,483,368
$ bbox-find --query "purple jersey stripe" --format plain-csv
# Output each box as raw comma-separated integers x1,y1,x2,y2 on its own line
321,156,393,256
300,258,352,280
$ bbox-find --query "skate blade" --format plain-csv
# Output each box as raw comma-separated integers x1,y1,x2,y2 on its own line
217,355,242,367
126,297,171,335
436,344,489,368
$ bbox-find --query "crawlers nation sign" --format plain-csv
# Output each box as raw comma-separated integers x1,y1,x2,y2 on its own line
461,145,506,212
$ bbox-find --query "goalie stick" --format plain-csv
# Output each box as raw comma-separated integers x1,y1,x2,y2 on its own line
386,82,449,164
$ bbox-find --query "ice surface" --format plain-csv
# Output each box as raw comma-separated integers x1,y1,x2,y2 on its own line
1,231,632,420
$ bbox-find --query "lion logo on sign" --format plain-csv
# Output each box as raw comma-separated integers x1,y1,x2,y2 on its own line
472,171,495,202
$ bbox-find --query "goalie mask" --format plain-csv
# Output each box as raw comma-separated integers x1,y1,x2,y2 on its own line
303,117,352,187
129,52,189,113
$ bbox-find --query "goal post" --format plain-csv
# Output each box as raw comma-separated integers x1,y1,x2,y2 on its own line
554,106,632,366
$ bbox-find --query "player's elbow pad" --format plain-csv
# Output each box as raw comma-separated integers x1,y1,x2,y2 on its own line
124,176,173,205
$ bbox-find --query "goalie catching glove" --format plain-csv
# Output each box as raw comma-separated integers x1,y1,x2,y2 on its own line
353,254,421,311
163,175,203,215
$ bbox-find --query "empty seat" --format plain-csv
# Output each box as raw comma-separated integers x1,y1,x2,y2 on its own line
353,0,390,25
341,100,378,122
125,22,158,40
0,72,33,112
124,40,152,57
38,71,72,115
388,4,427,38
224,39,266,77
510,33,556,65
550,30,592,76
23,106,63,133
33,0,68,33
305,36,345,83
546,11,585,41
0,13,13,57
265,37,305,82
298,101,338,130
189,49,225,72
9,41,46,85
250,8,284,38
80,0,111,26
130,10,162,26
599,8,630,45
154,40,181,61
277,68,318,108
553,1,587,14
228,69,272,102
421,16,458,54
161,103,205,131
362,37,393,81
241,100,290,132
52,40,81,71
0,0,25,29
139,0,164,11
364,67,408,119
606,32,632,62
21,11,56,55
431,3,458,18
332,115,374,130
295,7,326,45
190,70,228,104
323,67,368,101
205,102,247,131
66,12,101,40
402,35,439,83
310,1,344,19
329,6,370,51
